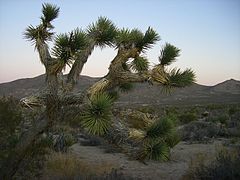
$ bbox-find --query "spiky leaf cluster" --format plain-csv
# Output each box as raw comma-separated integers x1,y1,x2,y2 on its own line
165,130,181,148
140,140,170,161
137,116,180,161
81,93,113,135
115,28,140,48
24,3,59,47
159,43,180,66
88,17,117,47
131,56,149,72
41,3,59,28
140,27,160,52
115,28,159,52
167,68,196,87
145,117,173,139
52,29,88,65
24,25,54,46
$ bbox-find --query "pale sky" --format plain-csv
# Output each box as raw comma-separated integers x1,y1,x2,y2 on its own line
0,0,239,85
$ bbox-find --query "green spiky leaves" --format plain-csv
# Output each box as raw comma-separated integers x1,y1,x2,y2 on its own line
115,27,159,52
41,3,59,27
24,3,60,46
24,25,54,46
145,117,173,139
137,116,180,161
88,17,117,47
141,27,160,52
140,140,170,161
52,29,88,66
81,93,113,135
167,68,196,87
159,43,180,66
115,28,140,48
131,56,149,72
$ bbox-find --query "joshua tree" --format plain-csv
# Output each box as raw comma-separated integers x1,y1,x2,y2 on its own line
0,3,195,178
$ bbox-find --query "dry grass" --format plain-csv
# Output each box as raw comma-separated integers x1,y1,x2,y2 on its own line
182,145,240,180
43,152,115,179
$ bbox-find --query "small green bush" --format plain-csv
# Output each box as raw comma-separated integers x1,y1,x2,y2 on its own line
228,107,238,116
178,112,197,124
208,114,229,124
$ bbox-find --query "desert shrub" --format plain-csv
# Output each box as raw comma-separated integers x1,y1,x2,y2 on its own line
206,104,225,111
208,114,229,125
165,106,179,115
0,96,22,135
13,134,53,179
53,132,76,152
178,112,197,124
202,111,209,117
81,93,113,135
228,106,238,116
0,97,23,164
44,152,132,179
180,121,220,142
138,106,155,114
189,149,240,180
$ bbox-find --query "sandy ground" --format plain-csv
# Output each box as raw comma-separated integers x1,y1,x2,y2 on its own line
70,141,222,180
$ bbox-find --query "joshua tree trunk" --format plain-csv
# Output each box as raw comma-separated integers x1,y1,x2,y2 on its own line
66,42,95,89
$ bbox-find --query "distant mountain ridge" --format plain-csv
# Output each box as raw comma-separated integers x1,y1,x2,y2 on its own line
0,75,239,105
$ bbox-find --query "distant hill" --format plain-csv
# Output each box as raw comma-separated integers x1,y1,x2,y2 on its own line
210,79,240,94
0,75,239,106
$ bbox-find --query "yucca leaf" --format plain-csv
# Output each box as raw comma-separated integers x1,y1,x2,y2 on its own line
167,68,196,87
131,56,149,72
141,27,160,51
139,140,170,161
159,43,180,66
24,25,53,46
81,93,113,135
146,117,173,139
52,29,88,68
164,130,181,148
41,3,59,25
88,16,117,47
115,28,132,48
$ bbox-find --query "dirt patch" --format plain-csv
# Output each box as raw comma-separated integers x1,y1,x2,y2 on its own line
70,141,222,180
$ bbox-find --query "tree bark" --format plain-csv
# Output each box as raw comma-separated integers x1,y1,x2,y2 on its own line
67,42,95,89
